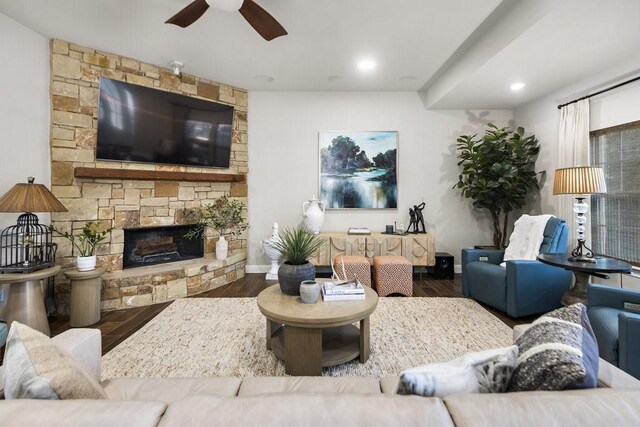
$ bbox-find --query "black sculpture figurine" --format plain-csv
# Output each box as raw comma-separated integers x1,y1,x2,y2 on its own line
413,202,426,233
408,208,417,233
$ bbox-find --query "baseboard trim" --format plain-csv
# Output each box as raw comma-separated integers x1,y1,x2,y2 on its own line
454,264,462,274
246,265,269,274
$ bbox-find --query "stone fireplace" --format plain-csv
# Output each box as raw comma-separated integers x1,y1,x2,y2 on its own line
123,225,203,269
48,40,249,314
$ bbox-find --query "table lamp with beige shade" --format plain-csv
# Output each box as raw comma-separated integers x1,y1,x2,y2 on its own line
553,166,607,263
0,177,67,273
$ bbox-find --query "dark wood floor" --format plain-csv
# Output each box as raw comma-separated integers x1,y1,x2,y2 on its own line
49,273,536,356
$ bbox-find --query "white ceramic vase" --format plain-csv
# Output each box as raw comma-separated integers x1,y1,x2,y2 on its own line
76,255,97,272
216,235,229,260
262,223,281,280
302,194,325,234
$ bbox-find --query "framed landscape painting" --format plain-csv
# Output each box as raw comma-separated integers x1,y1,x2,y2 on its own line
319,131,398,209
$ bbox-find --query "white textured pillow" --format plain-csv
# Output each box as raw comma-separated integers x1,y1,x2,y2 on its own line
3,322,107,400
397,346,519,397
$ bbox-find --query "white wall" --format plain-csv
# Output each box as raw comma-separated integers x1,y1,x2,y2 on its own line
0,13,51,230
513,56,640,216
247,91,512,269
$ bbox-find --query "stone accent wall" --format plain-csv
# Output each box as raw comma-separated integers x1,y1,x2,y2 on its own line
49,40,248,313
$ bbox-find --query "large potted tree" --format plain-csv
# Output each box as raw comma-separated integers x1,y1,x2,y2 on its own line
268,227,325,295
454,123,541,248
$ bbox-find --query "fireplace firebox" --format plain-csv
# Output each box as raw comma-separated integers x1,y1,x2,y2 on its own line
123,225,203,269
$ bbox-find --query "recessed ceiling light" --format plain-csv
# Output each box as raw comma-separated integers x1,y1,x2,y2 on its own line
510,82,525,91
255,75,274,82
357,59,376,72
328,75,344,82
399,76,417,82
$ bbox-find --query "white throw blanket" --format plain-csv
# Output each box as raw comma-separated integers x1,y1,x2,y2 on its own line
500,214,553,267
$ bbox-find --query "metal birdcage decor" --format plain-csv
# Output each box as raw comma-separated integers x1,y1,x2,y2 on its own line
0,177,68,273
0,213,58,273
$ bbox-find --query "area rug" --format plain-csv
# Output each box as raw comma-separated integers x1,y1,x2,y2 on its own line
101,297,513,380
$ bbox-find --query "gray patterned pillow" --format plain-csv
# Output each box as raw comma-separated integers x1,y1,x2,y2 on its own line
397,345,518,397
508,303,599,392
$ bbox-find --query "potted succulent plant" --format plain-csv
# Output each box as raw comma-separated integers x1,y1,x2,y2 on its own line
268,227,325,295
50,221,113,271
186,195,248,260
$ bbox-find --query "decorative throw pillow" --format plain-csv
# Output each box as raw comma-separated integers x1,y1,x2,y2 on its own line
397,345,518,397
508,303,599,392
3,321,107,400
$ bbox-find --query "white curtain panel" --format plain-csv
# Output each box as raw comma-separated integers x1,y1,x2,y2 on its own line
557,99,590,250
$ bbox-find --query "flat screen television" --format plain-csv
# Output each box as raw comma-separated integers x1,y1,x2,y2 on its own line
96,77,234,168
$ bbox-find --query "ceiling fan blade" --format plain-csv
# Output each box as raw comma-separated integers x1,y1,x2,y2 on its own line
238,0,288,41
166,0,210,28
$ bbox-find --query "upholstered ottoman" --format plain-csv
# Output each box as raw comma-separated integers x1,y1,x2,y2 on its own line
373,256,413,297
333,255,371,287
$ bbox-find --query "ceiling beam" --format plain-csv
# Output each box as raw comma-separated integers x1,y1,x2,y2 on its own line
419,0,560,110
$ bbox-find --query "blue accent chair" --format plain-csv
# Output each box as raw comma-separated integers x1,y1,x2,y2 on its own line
588,284,640,380
461,217,573,318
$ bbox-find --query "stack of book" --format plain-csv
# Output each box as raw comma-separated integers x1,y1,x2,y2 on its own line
321,280,366,301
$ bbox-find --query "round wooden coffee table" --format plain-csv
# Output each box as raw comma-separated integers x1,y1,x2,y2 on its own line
257,282,378,376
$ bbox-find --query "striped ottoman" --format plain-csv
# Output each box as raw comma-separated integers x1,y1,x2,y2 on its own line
373,256,413,297
333,255,371,287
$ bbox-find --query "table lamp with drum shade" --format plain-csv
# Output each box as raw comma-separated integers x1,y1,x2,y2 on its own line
0,177,67,273
552,166,607,263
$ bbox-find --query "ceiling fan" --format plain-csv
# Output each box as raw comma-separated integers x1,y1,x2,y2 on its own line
166,0,288,41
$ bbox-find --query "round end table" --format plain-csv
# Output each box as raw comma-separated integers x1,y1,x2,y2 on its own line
538,253,632,306
63,266,106,327
0,265,61,336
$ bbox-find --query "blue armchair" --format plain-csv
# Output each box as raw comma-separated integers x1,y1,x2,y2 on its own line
461,217,573,318
588,283,640,380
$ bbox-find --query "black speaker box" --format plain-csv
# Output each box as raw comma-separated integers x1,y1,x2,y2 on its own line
433,252,454,280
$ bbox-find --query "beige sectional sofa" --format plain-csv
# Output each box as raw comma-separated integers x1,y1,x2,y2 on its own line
1,326,640,427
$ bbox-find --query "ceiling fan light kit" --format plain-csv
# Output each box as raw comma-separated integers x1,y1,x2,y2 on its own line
208,0,244,12
166,0,288,41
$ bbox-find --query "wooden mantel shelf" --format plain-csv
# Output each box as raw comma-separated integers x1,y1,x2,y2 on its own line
74,167,245,183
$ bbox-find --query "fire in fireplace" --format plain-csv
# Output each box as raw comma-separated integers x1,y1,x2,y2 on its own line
123,225,203,269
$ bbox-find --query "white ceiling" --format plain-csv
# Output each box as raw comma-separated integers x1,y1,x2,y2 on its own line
1,0,639,109
0,0,501,91
426,0,640,109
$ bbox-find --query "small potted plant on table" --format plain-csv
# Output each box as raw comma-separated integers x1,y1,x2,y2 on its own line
268,227,325,296
50,221,113,271
186,195,248,260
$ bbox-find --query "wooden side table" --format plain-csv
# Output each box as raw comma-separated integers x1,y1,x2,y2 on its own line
63,267,106,327
0,265,61,336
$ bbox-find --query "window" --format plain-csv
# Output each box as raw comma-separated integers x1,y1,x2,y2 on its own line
590,120,640,265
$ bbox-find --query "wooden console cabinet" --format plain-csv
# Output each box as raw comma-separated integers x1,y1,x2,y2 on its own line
311,232,435,267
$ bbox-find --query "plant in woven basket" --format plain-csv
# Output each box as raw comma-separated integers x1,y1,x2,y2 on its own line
268,227,325,296
454,123,541,248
